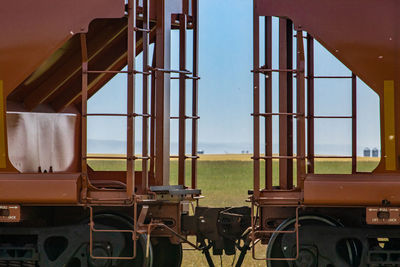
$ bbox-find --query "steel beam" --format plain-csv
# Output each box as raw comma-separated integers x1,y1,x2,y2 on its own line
141,0,150,191
253,5,260,198
306,34,315,174
126,0,136,197
296,31,306,189
264,16,273,190
278,19,293,189
155,0,172,185
150,47,156,179
191,0,199,189
178,14,187,186
352,73,357,174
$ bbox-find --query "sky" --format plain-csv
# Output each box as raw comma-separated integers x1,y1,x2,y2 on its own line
87,0,381,156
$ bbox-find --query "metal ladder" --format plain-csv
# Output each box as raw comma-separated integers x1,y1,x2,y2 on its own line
168,12,200,189
80,0,150,260
252,17,306,195
250,15,358,261
80,0,151,201
251,15,305,261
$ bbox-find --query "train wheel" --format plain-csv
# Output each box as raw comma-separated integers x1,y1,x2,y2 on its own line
152,237,183,267
266,215,358,267
69,213,153,267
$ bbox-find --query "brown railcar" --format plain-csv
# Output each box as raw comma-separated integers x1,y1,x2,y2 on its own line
0,0,399,266
251,0,400,266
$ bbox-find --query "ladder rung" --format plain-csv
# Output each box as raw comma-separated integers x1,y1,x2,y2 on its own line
186,116,200,119
252,112,304,117
85,156,129,160
85,113,128,117
134,27,151,32
253,156,305,160
170,155,200,159
313,156,352,159
84,113,151,118
150,67,192,75
252,68,299,74
134,156,150,160
170,116,200,120
84,156,150,160
135,70,151,75
170,76,201,80
310,115,352,119
134,113,151,118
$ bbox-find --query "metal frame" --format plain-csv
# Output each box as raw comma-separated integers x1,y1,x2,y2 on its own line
89,205,137,260
80,0,151,201
251,204,300,261
252,16,359,201
252,14,306,196
306,35,357,174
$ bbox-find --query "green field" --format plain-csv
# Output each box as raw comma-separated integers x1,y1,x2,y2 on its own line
88,155,380,266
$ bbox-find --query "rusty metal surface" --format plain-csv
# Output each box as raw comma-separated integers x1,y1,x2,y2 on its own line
306,35,315,174
0,0,125,98
253,14,306,197
252,2,261,199
191,0,199,189
366,207,400,225
254,0,398,94
278,19,293,189
6,112,80,173
254,0,400,172
258,190,302,206
304,174,400,205
0,205,20,223
178,14,187,186
264,17,273,190
0,173,79,204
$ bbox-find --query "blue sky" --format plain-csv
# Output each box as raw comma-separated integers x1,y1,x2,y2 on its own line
87,0,381,155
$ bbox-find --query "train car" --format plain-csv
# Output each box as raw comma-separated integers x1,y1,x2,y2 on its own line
0,0,206,266
251,0,400,266
2,0,400,266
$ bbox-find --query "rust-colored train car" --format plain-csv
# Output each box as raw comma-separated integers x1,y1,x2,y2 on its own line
2,0,400,266
0,0,204,266
251,0,400,266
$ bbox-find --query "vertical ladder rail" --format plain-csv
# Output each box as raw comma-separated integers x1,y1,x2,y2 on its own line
126,0,136,197
150,47,156,178
264,16,273,190
178,14,187,186
142,0,150,191
352,73,357,174
296,31,306,189
253,5,260,198
306,34,315,174
191,0,199,189
278,19,294,190
80,33,89,199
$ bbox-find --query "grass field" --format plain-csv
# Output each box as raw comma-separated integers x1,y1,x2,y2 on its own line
88,154,380,266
